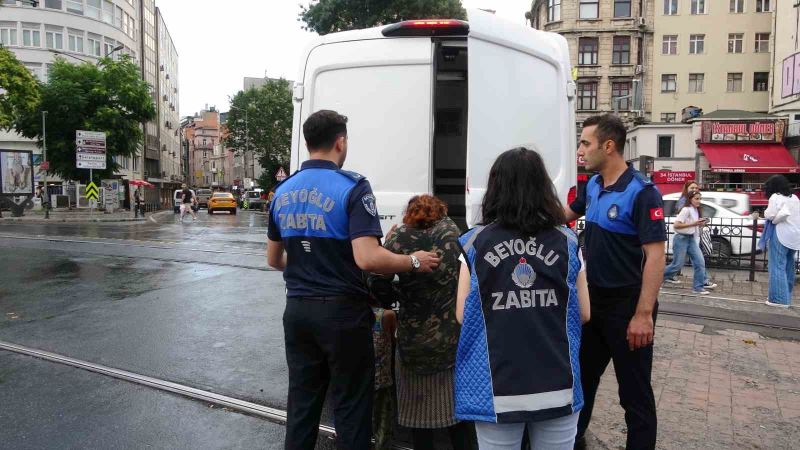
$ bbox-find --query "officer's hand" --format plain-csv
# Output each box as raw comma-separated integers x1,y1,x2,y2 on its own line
626,312,654,351
412,250,440,273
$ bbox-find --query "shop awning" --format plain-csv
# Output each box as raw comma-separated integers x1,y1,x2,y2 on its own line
699,143,799,173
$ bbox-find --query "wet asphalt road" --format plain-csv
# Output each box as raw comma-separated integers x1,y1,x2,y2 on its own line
0,210,341,450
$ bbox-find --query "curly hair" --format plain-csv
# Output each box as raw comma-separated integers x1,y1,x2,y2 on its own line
403,195,448,229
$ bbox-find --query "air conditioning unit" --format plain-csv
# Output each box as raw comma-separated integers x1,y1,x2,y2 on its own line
163,94,168,101
637,17,646,27
634,65,644,75
160,64,164,71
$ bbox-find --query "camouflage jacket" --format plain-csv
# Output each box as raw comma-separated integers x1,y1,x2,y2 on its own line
368,217,462,374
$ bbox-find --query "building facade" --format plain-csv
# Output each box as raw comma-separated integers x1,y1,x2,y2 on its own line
154,7,180,203
769,0,800,164
184,108,225,188
0,0,140,184
652,0,773,122
530,0,655,126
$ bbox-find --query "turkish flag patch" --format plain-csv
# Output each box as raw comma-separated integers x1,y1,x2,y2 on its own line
650,207,664,220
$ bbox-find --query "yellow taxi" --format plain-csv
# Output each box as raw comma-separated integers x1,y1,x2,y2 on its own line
207,192,237,215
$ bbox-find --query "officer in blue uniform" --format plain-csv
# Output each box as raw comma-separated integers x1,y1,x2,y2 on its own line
565,115,666,450
267,110,440,450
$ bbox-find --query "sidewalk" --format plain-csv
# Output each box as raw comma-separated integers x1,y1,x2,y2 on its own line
585,320,800,449
666,267,800,304
0,209,147,223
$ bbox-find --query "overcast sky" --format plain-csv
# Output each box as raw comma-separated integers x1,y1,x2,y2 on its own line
155,0,533,117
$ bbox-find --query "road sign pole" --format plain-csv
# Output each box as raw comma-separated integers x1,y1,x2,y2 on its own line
90,168,93,219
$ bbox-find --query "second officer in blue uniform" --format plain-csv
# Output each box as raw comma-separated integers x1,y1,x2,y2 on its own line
267,110,440,450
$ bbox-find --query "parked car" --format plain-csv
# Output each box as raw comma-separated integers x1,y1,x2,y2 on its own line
663,191,751,216
242,190,265,210
208,192,237,215
195,188,213,208
172,188,196,213
662,198,763,258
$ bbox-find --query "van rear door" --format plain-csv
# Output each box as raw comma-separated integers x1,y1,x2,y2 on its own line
465,10,576,227
293,36,434,231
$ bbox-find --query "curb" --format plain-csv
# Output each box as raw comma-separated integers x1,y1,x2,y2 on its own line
0,217,146,223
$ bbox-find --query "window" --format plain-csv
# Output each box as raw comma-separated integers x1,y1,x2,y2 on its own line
614,0,631,17
691,0,707,14
658,136,674,158
662,35,678,54
578,37,598,65
86,0,101,19
661,74,677,92
46,30,63,50
115,5,123,29
689,34,704,54
755,33,769,53
688,73,704,93
728,33,743,53
66,0,83,15
44,0,62,9
664,0,678,15
88,34,101,56
23,28,41,47
612,36,630,64
68,32,83,53
547,0,561,22
102,0,114,24
577,81,597,110
579,0,599,19
727,72,743,92
729,0,743,13
756,0,770,12
0,25,17,46
612,81,631,110
753,72,768,91
661,113,677,123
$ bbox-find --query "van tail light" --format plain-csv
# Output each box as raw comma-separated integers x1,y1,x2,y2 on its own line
382,19,469,37
567,185,577,229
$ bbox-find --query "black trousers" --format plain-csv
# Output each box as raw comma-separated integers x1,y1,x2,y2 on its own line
283,296,375,450
410,422,478,450
577,286,658,450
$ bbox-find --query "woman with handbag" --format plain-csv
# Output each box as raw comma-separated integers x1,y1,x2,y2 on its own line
663,191,711,295
763,175,800,307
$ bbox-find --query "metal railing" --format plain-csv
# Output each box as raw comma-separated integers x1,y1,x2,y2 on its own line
576,216,800,280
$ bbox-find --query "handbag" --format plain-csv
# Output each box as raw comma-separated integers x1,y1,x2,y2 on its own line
700,227,713,256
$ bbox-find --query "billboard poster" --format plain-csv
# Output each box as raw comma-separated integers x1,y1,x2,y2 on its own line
0,150,35,195
701,120,786,144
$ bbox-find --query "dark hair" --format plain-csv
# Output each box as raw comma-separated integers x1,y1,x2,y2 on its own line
481,147,565,235
303,110,348,151
582,114,626,154
764,174,791,198
403,195,448,229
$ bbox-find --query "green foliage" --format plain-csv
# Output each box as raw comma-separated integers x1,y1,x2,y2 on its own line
14,55,156,182
0,46,41,131
225,79,293,192
299,0,466,35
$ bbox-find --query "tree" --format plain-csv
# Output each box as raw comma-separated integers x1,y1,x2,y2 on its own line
14,55,155,182
225,79,293,192
0,46,40,131
299,0,466,35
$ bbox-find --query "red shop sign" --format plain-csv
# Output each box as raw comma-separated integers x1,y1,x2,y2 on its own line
651,171,696,184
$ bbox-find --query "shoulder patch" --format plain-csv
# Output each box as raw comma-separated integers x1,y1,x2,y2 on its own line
361,194,377,216
336,169,365,183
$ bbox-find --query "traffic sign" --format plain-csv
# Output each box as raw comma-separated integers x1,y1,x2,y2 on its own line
275,166,287,181
76,130,107,170
85,181,100,201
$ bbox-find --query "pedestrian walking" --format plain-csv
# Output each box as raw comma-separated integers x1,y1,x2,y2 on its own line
371,306,396,450
666,181,716,290
454,148,590,449
266,109,440,450
564,114,666,450
762,175,800,308
179,184,197,222
663,192,711,295
134,188,144,218
368,194,478,450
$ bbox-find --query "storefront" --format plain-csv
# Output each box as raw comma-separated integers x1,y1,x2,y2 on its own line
651,170,696,195
696,117,798,207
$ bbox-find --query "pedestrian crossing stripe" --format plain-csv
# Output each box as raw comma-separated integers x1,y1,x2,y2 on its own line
85,182,99,201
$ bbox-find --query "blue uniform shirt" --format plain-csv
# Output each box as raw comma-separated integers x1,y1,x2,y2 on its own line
570,165,666,289
267,159,383,297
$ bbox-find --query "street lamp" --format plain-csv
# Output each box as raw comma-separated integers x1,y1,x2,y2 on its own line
49,44,124,64
229,103,254,185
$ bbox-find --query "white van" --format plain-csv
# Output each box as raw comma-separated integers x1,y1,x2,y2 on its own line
290,10,577,231
663,192,751,216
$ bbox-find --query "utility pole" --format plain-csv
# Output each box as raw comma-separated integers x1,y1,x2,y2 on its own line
42,111,49,219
